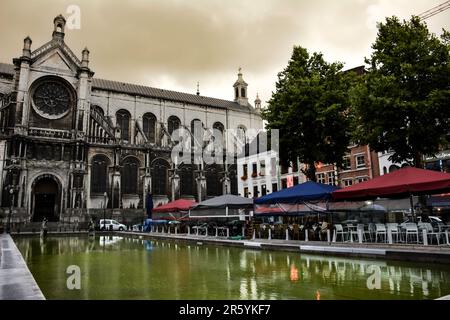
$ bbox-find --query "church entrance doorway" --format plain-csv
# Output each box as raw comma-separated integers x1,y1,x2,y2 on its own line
32,176,60,222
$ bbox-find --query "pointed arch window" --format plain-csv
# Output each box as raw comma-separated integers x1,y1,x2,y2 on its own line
168,115,181,140
152,159,169,195
121,157,139,194
143,112,157,143
206,164,223,197
191,119,203,147
116,109,131,142
91,155,109,193
179,164,195,196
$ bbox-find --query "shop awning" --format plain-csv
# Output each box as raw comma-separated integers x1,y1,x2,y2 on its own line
153,199,197,213
332,167,450,201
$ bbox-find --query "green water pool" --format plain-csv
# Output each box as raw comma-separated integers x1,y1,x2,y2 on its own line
14,235,450,300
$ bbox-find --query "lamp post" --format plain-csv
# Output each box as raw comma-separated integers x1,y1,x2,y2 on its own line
103,192,107,231
7,188,14,234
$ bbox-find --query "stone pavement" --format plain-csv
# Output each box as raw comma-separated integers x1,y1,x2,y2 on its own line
0,233,45,300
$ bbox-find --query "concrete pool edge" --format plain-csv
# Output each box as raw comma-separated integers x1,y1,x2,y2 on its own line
119,231,450,264
0,233,45,300
11,230,450,264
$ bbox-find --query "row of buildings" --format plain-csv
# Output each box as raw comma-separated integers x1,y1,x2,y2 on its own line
237,145,450,201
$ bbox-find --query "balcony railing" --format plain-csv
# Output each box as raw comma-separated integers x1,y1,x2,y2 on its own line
28,127,73,140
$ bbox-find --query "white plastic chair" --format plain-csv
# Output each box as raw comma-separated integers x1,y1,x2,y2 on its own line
386,223,400,243
334,224,348,242
405,223,419,244
423,223,443,245
375,224,387,243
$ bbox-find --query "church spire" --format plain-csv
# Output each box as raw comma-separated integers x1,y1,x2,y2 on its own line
52,14,66,41
233,67,248,106
254,92,261,110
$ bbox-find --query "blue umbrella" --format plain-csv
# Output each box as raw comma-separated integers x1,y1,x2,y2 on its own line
254,181,340,204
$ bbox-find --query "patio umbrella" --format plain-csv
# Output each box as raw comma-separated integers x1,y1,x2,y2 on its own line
153,199,197,221
332,167,450,200
332,167,450,220
153,199,197,212
255,181,339,204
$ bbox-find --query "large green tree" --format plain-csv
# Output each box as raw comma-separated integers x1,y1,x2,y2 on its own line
263,46,358,181
351,16,450,167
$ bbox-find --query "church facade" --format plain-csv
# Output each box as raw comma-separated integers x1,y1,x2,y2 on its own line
0,15,263,224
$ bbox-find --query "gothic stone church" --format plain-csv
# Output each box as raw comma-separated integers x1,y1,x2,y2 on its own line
0,15,263,223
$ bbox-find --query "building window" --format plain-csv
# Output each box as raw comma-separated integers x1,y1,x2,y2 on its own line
168,115,181,137
272,183,278,193
235,87,239,99
293,176,299,185
343,179,353,187
356,177,368,184
179,164,194,196
383,166,387,175
241,164,248,180
260,160,266,176
342,156,351,170
261,184,267,196
327,172,335,186
270,157,277,175
121,157,139,194
91,155,109,193
212,122,225,143
143,113,157,143
252,163,257,178
152,159,169,195
191,119,203,147
206,164,222,197
253,185,258,198
281,178,287,189
244,187,249,198
116,109,131,142
317,173,326,184
356,155,366,169
241,88,246,98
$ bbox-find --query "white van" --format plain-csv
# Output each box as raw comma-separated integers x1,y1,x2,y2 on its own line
99,219,126,231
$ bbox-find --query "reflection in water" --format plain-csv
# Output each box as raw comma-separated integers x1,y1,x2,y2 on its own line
13,236,450,300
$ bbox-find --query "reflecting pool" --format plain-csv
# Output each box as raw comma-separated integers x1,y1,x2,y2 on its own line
14,235,450,300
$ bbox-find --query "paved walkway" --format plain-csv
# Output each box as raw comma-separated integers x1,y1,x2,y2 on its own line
0,233,45,300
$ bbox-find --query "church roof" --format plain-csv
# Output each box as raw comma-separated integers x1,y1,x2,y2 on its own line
92,78,255,113
0,62,256,113
0,63,14,76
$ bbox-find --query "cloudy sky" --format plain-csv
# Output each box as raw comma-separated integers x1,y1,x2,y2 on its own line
1,0,449,107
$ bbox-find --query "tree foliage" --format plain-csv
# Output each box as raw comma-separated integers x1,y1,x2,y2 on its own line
351,16,450,167
262,46,358,181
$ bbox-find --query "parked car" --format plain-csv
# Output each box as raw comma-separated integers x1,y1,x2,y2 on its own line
99,219,126,231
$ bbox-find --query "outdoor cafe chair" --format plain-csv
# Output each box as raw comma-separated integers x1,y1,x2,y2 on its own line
350,224,367,242
386,223,400,243
404,223,419,244
375,224,387,243
334,224,348,242
423,223,443,245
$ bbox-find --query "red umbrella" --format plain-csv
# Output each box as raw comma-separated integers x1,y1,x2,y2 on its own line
153,199,197,213
332,167,450,201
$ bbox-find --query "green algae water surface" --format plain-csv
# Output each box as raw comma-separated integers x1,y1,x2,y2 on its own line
14,235,450,300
